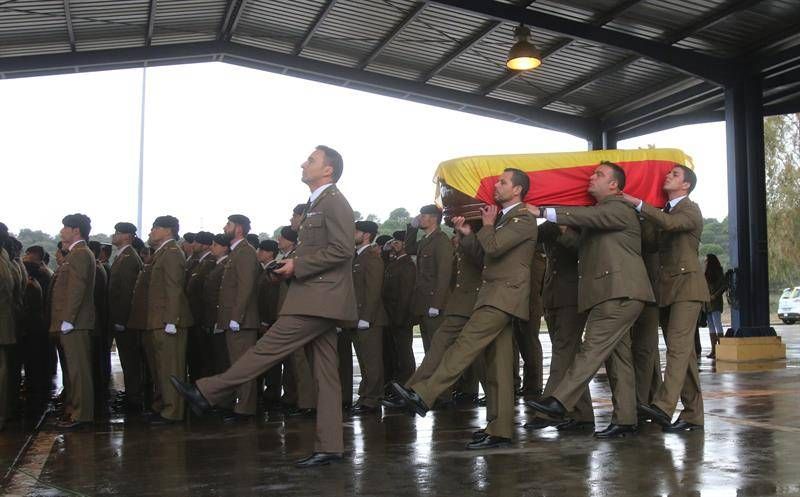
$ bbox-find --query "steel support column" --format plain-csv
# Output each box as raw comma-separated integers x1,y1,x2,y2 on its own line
724,73,773,335
588,130,617,150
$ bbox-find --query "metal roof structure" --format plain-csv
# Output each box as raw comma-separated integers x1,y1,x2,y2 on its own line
1,0,799,142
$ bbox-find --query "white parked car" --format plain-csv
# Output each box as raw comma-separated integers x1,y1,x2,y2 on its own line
778,287,800,324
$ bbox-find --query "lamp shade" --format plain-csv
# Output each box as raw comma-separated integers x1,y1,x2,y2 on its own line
506,25,541,71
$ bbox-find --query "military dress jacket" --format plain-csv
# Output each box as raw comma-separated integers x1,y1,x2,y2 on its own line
185,252,216,327
382,255,416,327
108,245,143,329
127,263,151,331
217,240,260,330
49,241,96,332
405,225,453,316
462,203,537,321
352,246,388,327
444,236,484,318
280,184,358,323
0,248,16,345
539,222,580,311
554,196,655,313
146,239,193,330
640,197,710,306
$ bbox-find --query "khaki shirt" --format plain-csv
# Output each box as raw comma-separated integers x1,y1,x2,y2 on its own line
382,255,416,327
352,247,388,327
444,237,483,318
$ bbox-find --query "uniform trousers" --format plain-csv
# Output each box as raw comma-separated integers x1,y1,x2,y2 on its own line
631,304,662,406
410,306,514,439
653,301,704,425
198,315,343,453
152,327,187,421
543,306,593,423
552,298,644,426
225,329,258,415
60,329,94,422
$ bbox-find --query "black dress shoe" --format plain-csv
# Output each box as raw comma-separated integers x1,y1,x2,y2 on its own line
663,420,703,433
350,404,381,416
170,376,211,416
389,381,429,417
523,417,557,430
525,397,566,419
472,429,488,441
381,397,406,409
593,423,637,439
637,403,672,428
57,419,91,431
466,435,512,450
222,412,255,423
285,407,316,418
556,419,595,432
294,452,343,468
452,391,478,404
148,415,179,426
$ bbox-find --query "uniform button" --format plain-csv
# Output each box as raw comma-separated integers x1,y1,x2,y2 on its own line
578,276,582,279
681,267,685,271
456,284,460,288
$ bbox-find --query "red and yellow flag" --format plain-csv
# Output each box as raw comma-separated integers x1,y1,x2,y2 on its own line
435,148,694,208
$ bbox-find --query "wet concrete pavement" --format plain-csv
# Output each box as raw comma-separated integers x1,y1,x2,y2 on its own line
4,325,800,496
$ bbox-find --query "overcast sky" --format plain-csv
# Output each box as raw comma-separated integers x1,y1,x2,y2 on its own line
0,62,728,238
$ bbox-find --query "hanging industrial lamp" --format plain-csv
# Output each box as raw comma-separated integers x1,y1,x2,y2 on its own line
506,24,541,71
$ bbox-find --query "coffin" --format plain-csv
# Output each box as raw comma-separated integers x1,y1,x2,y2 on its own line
435,148,694,222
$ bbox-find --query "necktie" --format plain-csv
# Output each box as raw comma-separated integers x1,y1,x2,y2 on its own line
664,202,672,214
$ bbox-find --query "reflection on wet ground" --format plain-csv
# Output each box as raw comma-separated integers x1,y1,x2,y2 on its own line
3,325,800,496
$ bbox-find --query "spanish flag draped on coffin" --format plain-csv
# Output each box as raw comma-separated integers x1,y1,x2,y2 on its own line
435,148,694,222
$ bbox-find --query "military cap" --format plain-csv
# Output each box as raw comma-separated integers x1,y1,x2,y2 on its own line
258,239,279,253
246,233,260,248
279,226,298,244
228,214,251,227
182,232,196,243
355,220,379,235
131,236,145,252
392,230,406,241
114,222,137,235
419,204,441,216
212,233,231,247
153,215,180,231
375,234,392,247
195,231,214,246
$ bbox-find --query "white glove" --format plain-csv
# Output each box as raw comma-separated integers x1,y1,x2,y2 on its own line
60,321,74,334
213,325,224,335
410,215,420,229
164,323,177,334
113,324,125,332
229,320,240,332
335,327,343,334
357,319,370,330
427,307,440,318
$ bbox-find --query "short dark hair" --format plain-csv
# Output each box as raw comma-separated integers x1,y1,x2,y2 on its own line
26,245,45,261
258,239,279,257
88,240,102,258
316,145,343,182
132,236,145,252
62,213,92,239
101,244,113,257
676,164,697,193
503,168,530,200
280,226,298,244
600,161,626,191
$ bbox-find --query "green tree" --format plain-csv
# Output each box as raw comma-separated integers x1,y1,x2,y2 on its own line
379,208,411,235
765,114,800,288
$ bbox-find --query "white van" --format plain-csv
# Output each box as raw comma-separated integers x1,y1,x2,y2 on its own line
778,287,800,324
